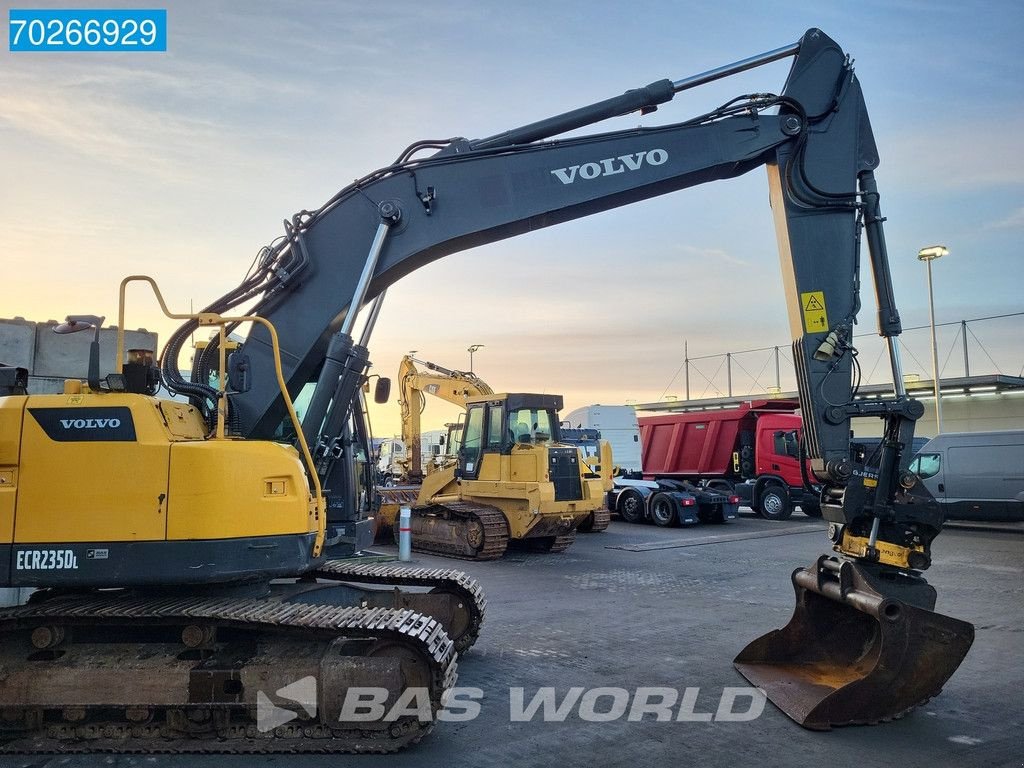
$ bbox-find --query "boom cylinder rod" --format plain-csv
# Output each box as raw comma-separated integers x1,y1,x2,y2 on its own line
301,219,393,448
671,41,799,94
341,220,392,336
859,171,908,396
358,290,387,347
887,338,908,399
471,40,799,150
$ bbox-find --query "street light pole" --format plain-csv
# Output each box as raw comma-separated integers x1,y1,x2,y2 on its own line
917,245,948,432
467,344,484,372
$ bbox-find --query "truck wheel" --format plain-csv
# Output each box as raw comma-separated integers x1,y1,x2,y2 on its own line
650,493,677,527
617,489,645,524
759,485,793,521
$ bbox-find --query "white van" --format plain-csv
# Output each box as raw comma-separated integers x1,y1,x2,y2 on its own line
910,430,1024,522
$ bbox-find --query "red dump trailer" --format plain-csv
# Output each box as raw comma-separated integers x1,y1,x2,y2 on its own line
638,400,821,520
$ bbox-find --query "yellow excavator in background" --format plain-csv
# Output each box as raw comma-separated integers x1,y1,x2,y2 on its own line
376,355,610,559
390,355,494,482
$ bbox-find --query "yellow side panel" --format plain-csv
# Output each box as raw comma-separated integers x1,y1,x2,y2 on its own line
476,453,505,482
16,394,169,543
0,397,27,545
157,401,208,440
509,450,543,482
167,441,312,540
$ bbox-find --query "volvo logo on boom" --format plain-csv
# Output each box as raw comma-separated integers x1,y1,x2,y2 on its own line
551,148,668,185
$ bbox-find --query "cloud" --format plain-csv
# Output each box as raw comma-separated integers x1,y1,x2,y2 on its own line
884,118,1024,191
674,243,752,268
987,206,1024,230
0,83,229,184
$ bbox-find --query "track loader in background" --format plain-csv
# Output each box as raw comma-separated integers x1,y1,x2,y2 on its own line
376,355,610,559
0,27,975,747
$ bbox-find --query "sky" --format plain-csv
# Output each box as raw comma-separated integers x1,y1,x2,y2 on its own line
2,0,1022,436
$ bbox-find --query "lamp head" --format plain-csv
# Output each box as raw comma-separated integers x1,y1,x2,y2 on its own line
917,245,949,262
53,315,105,335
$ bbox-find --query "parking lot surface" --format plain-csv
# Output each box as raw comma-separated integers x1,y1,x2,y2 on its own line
3,513,1020,768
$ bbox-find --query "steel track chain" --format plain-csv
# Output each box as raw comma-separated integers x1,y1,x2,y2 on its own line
401,502,510,561
0,591,457,754
580,507,611,532
546,531,577,553
310,559,487,652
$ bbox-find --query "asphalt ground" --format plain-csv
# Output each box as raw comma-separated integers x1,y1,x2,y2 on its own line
2,512,1020,768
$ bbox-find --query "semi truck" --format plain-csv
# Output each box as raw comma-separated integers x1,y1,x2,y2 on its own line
638,400,821,520
559,418,739,527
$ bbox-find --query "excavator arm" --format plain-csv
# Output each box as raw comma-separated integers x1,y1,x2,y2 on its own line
162,28,973,727
397,355,494,480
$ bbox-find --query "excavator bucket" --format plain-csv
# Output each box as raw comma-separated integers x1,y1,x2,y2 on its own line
734,556,974,729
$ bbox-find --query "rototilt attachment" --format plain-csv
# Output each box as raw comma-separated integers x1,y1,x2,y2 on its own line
734,555,974,729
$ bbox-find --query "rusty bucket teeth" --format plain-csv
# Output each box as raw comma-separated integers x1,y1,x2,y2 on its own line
734,556,975,730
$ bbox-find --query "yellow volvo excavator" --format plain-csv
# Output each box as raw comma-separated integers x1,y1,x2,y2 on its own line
375,355,610,559
0,286,484,753
0,28,975,751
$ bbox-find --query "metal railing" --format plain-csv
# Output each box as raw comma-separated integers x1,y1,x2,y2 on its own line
659,312,1023,402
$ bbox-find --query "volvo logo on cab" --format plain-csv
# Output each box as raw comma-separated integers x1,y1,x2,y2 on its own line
59,418,122,429
550,149,668,185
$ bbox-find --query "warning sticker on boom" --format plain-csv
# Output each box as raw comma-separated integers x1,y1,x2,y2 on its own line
801,291,829,333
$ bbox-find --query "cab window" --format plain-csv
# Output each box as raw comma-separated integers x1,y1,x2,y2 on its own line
772,430,799,459
462,405,485,471
910,453,941,480
486,406,504,449
507,407,555,443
